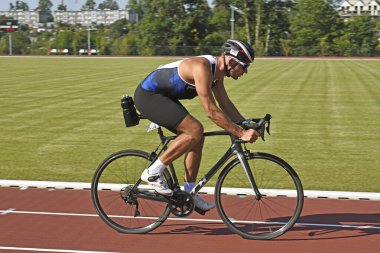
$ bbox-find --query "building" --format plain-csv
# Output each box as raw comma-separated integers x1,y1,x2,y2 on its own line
340,0,380,17
54,9,137,26
0,8,137,28
0,10,40,28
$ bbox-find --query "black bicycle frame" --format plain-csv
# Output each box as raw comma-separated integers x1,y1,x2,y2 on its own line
150,126,262,199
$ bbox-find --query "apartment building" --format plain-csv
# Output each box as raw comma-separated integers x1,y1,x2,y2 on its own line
54,9,137,26
0,10,41,27
0,8,137,28
340,0,380,17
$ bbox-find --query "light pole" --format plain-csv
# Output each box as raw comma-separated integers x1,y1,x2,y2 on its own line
87,27,97,56
230,5,245,40
0,20,18,55
9,32,12,55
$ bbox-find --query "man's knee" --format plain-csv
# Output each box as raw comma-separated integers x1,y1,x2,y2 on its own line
177,116,204,143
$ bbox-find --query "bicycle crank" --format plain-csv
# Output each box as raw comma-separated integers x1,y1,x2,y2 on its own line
168,190,194,217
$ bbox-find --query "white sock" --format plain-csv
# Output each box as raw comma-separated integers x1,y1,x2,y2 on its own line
147,158,166,175
184,182,196,193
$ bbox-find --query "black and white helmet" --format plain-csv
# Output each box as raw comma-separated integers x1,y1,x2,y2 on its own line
222,39,255,64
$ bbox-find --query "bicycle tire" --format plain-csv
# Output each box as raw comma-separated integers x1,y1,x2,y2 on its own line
215,152,304,240
91,149,172,234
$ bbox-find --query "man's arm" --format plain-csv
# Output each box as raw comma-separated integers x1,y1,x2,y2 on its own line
212,81,245,123
192,59,244,138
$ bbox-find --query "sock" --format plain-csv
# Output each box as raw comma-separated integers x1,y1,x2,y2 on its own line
184,182,196,193
147,158,166,175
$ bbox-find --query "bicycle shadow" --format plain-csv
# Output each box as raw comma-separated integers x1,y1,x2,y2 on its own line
155,213,380,240
287,212,380,241
156,222,233,236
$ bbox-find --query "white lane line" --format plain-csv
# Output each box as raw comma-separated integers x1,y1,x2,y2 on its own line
1,209,379,230
0,246,120,253
0,208,15,215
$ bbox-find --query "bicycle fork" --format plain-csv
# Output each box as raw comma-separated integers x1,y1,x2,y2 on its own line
234,145,262,200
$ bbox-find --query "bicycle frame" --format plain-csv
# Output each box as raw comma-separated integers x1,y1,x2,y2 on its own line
143,125,262,199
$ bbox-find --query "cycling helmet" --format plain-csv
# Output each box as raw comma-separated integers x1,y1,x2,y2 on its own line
222,39,255,64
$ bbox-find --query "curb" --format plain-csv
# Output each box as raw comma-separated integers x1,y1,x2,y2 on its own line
1,180,379,201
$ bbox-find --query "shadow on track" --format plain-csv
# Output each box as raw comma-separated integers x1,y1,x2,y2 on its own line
152,213,380,240
279,212,380,241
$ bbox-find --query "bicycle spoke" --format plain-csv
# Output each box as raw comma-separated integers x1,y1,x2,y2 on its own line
216,152,303,239
92,150,171,234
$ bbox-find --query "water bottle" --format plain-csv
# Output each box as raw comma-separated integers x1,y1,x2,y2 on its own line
121,94,139,127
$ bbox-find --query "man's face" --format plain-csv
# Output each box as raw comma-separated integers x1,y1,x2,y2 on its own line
228,56,250,80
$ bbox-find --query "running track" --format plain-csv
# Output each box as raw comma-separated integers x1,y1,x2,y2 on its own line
1,186,379,253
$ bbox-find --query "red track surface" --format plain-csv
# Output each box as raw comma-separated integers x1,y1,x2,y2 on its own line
1,187,379,253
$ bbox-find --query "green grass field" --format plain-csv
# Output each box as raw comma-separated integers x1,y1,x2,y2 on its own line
0,56,379,192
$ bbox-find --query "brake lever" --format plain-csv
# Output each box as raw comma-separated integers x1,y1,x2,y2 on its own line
257,114,271,141
258,127,265,141
266,121,271,135
241,114,272,142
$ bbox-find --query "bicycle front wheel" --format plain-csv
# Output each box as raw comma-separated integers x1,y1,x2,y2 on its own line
91,149,172,234
215,152,303,240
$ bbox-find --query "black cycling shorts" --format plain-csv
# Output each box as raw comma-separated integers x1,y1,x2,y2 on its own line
134,85,189,133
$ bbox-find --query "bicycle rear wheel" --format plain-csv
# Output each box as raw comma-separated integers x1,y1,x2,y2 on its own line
91,149,172,234
215,152,303,240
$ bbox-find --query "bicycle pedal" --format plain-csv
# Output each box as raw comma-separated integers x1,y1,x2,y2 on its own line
194,206,208,216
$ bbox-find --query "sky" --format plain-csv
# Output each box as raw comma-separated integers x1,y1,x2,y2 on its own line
0,0,213,11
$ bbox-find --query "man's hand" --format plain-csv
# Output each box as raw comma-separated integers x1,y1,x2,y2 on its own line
240,129,260,143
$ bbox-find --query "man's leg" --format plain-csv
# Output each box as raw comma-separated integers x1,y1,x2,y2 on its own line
183,141,215,210
184,136,204,183
141,115,203,196
160,114,204,165
180,120,215,211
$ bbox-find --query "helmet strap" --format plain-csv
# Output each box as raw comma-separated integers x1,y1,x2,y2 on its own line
223,54,231,77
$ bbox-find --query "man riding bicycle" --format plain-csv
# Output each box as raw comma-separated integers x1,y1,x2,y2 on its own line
134,39,259,212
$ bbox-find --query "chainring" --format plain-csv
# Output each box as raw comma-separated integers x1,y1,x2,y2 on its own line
169,190,194,217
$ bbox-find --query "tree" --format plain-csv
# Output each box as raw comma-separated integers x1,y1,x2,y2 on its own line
9,1,30,11
172,0,211,55
0,29,30,54
254,0,262,51
30,30,54,55
82,0,97,10
208,0,253,48
108,18,129,37
128,0,144,19
72,29,87,54
57,3,67,11
37,0,53,12
36,0,54,22
52,28,75,51
262,0,294,56
290,0,344,56
132,0,211,56
98,0,119,10
333,16,379,56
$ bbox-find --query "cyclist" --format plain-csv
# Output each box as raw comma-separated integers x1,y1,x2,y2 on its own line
134,39,259,211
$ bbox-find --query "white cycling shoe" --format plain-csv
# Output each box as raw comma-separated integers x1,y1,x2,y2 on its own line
193,195,215,211
141,169,173,196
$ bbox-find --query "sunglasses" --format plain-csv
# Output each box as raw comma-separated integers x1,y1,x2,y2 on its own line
233,58,250,71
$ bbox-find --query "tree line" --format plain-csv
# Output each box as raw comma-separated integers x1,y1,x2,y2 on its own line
1,0,380,56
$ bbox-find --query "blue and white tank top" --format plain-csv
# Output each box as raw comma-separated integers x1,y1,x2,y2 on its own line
140,55,217,99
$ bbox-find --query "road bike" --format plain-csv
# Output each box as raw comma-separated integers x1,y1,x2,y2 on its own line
91,98,304,240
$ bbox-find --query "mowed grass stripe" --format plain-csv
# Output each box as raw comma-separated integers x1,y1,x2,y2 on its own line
0,57,379,191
